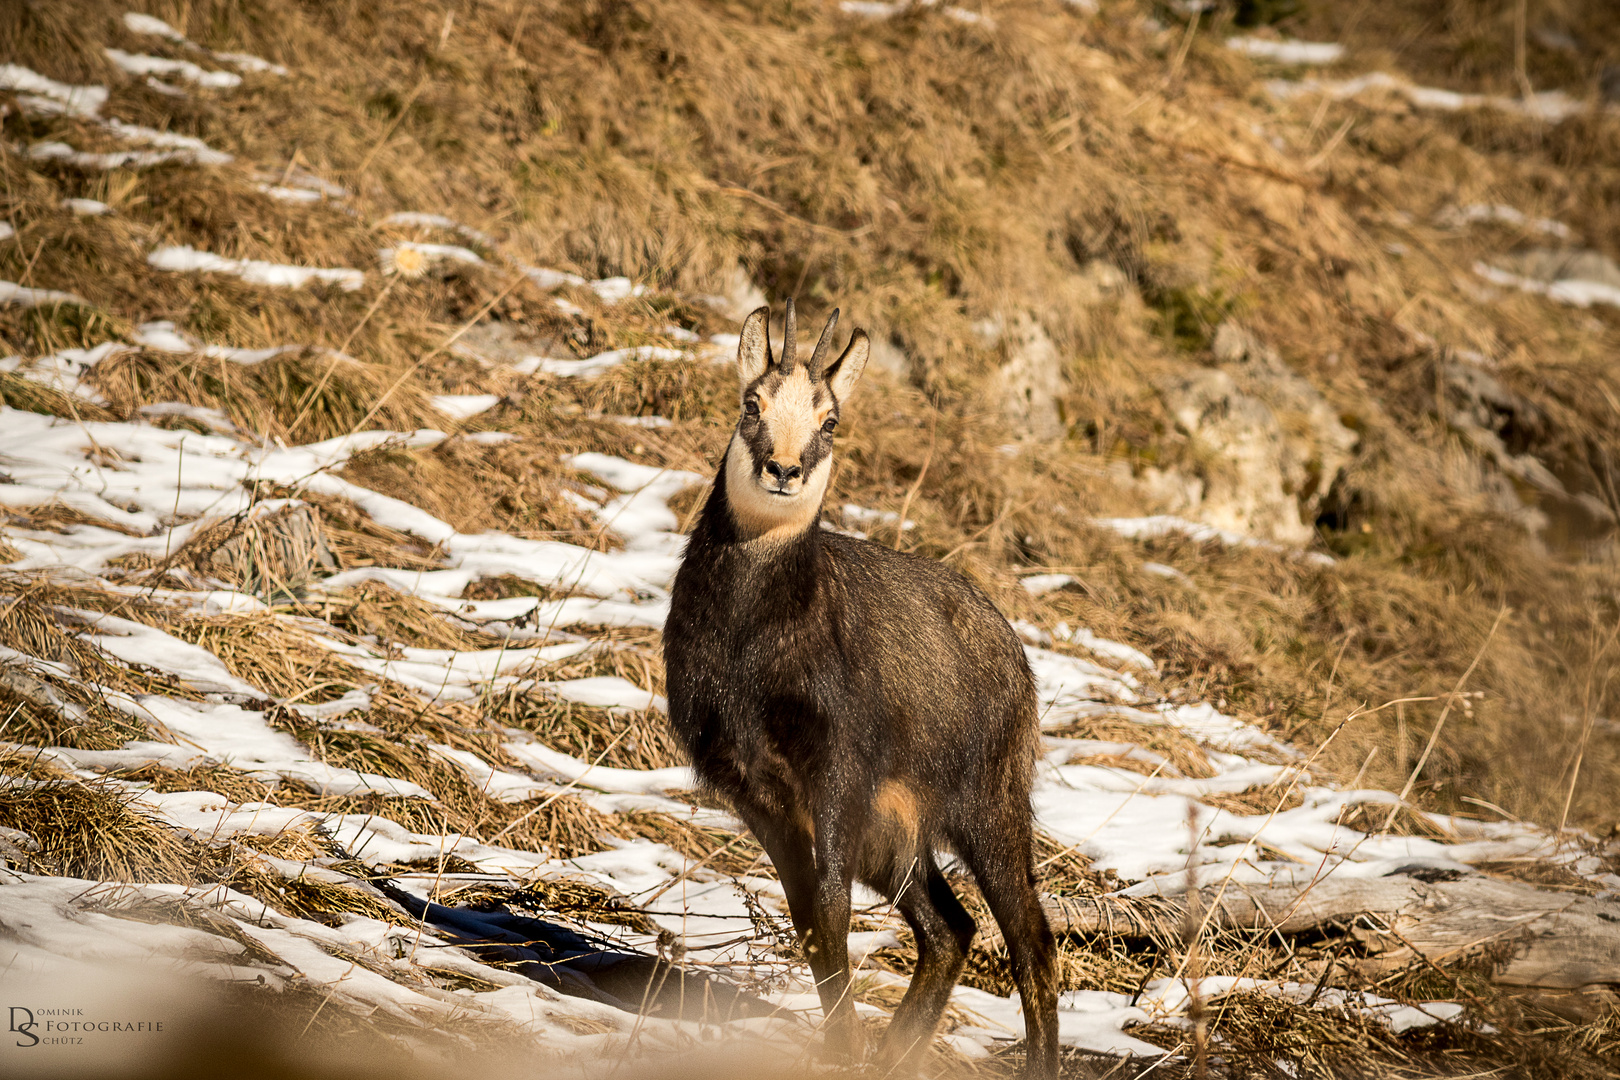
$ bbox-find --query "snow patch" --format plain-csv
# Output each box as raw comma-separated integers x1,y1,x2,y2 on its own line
1436,203,1573,240
104,48,242,89
520,345,686,379
431,393,502,420
379,241,486,274
1227,37,1344,65
63,197,112,216
1094,515,1336,566
0,281,88,308
148,245,364,291
1474,261,1620,309
1268,71,1592,122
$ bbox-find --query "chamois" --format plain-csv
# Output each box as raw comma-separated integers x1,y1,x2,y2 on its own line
663,302,1059,1076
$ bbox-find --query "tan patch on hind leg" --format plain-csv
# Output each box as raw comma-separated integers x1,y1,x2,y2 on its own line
872,780,921,839
861,780,924,889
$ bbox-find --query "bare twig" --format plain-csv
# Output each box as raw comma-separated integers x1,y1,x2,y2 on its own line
1557,614,1620,840
892,419,937,550
1381,606,1506,833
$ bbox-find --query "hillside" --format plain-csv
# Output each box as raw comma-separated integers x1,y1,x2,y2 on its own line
2,1,1619,1077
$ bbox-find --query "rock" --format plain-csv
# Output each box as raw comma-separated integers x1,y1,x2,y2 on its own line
1151,325,1358,545
1108,461,1204,515
866,333,911,379
1068,258,1132,306
695,261,767,323
981,265,1129,441
1442,359,1616,538
1211,322,1278,367
1160,368,1310,543
454,320,554,365
992,312,1065,440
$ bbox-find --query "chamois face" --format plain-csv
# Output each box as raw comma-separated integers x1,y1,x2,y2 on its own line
725,304,869,542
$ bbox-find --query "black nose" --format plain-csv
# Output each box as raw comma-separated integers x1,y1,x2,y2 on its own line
764,460,802,482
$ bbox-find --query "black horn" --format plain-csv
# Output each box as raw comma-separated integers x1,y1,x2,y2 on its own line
809,309,840,379
781,297,798,371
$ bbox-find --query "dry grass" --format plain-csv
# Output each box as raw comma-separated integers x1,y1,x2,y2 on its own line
0,368,115,420
501,697,682,775
221,861,408,928
1045,718,1218,780
165,610,372,703
112,762,277,805
1196,786,1308,817
335,436,601,542
2,1,1620,1072
2,0,1616,829
317,581,495,651
91,348,437,444
617,808,766,880
288,490,447,573
0,777,197,882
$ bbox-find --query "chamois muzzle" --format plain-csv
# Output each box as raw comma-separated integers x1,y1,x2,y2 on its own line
763,459,804,493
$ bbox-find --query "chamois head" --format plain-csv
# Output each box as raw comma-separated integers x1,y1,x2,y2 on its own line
724,301,870,542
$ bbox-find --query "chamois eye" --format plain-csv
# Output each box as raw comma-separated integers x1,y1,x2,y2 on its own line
822,417,837,434
744,399,759,417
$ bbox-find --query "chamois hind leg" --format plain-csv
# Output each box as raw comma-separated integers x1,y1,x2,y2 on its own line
871,852,976,1075
958,815,1060,1080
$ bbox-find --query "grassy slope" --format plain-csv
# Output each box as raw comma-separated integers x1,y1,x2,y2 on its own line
4,2,1620,1074
6,0,1618,828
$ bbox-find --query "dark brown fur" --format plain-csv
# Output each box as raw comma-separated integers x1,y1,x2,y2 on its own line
663,305,1060,1077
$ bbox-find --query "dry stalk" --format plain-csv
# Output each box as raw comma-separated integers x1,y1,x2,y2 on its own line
1183,803,1208,1080
1381,606,1506,833
892,418,937,551
1556,614,1620,841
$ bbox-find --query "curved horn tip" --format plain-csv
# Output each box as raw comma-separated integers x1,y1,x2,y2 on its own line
808,308,842,377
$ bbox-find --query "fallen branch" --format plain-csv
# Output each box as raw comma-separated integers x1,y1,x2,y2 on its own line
1033,866,1620,994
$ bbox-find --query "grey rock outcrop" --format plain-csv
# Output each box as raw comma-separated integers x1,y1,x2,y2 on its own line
992,313,1066,441
1151,324,1357,546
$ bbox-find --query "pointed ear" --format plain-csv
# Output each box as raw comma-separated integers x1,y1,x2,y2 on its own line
824,329,870,402
737,306,772,387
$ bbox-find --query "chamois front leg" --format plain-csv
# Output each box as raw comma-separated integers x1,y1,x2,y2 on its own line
807,805,865,1063
734,804,861,1060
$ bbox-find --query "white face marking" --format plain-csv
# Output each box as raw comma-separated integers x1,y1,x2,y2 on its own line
725,432,832,544
723,308,868,545
755,366,831,495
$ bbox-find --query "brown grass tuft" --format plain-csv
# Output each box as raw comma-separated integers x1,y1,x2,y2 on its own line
0,778,196,882
317,581,493,651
